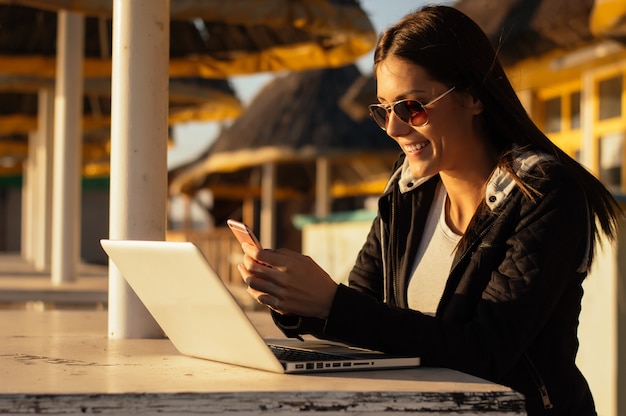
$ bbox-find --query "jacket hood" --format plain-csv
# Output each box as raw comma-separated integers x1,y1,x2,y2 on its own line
388,147,554,211
386,147,591,272
485,150,553,210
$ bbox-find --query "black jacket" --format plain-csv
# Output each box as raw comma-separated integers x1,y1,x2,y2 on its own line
275,150,596,415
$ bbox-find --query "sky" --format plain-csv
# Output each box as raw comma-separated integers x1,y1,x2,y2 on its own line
168,0,452,168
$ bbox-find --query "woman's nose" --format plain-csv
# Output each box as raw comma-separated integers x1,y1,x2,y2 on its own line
385,110,412,138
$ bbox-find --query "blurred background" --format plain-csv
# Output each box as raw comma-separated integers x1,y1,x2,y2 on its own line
168,0,436,169
0,1,625,414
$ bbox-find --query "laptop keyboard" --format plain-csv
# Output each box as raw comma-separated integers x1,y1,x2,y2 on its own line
269,344,345,362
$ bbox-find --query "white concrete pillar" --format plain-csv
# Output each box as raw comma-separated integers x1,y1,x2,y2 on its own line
21,135,35,262
108,0,170,339
260,162,276,248
33,89,54,271
51,11,84,285
315,157,331,218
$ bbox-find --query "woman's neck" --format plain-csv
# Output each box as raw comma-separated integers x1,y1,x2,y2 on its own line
440,157,497,235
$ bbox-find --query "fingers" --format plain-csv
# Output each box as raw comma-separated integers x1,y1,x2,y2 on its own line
236,245,338,318
241,243,300,269
257,292,284,314
237,263,285,313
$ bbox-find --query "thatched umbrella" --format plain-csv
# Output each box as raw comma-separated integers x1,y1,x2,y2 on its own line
170,64,399,247
454,0,596,66
0,0,376,184
0,0,378,337
340,0,607,119
0,76,241,176
0,76,241,133
0,0,376,78
0,4,245,177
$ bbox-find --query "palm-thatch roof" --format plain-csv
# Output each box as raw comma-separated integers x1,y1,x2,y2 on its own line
454,0,597,66
207,66,395,167
0,0,376,78
171,64,400,200
0,3,245,176
0,0,375,170
340,0,618,119
0,76,240,135
0,0,378,177
0,75,241,176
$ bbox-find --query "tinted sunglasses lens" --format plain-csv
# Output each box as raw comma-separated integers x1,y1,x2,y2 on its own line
369,106,388,128
394,100,426,126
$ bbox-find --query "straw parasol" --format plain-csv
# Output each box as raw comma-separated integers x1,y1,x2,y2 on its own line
454,0,596,66
0,0,377,336
0,76,241,176
0,76,241,135
341,0,608,120
0,0,377,176
0,4,245,115
0,0,377,78
0,4,245,176
171,64,399,202
169,64,400,247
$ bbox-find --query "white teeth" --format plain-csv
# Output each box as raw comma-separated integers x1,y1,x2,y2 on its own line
404,142,429,153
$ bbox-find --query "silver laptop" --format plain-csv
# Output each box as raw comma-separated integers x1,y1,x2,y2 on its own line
100,239,420,374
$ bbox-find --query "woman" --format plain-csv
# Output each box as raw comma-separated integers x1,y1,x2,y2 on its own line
237,5,621,415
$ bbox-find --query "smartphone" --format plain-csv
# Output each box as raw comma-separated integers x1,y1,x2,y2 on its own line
227,219,262,249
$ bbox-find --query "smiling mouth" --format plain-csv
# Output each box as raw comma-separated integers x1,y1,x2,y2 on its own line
403,142,430,154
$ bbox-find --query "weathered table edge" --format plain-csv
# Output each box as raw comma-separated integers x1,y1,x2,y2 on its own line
2,391,526,414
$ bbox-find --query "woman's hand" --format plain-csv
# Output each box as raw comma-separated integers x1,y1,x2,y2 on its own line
236,243,338,319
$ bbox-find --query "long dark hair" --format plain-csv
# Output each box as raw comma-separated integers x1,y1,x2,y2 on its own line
373,5,621,263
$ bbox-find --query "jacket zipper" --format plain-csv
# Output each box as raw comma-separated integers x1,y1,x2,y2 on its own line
442,217,497,308
390,194,400,304
384,163,554,409
448,216,554,410
524,354,554,410
379,217,388,304
450,223,491,274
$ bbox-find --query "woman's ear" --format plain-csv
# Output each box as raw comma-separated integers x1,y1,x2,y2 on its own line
461,87,484,115
469,94,483,115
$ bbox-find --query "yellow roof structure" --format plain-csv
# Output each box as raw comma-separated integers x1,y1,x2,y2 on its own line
0,0,377,178
590,0,626,37
0,76,242,135
0,0,377,78
0,76,242,177
455,0,599,66
170,65,399,201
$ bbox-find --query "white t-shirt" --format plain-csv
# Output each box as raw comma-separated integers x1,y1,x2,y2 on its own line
407,183,462,314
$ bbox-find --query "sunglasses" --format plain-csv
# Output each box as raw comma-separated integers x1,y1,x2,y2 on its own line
369,86,456,130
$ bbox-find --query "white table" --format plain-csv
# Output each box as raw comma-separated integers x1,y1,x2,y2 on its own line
0,310,525,414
